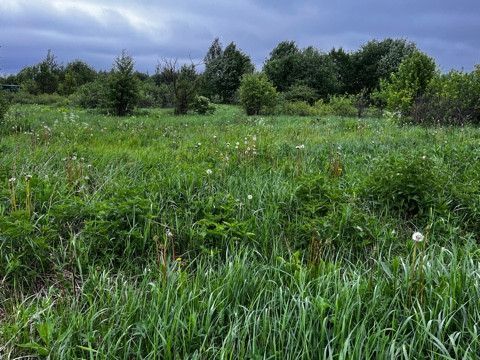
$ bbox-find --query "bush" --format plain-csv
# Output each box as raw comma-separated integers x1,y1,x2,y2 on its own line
283,84,318,105
278,101,317,116
70,79,108,109
363,153,444,219
410,67,480,125
9,91,68,106
0,90,10,121
192,95,215,115
328,95,357,117
239,73,277,115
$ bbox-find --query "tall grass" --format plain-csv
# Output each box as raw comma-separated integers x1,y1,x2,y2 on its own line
1,104,479,358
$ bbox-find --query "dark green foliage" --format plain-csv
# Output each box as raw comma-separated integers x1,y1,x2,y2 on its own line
284,84,318,105
328,47,355,94
71,78,108,109
350,38,417,94
107,50,140,116
0,90,10,121
137,81,174,108
174,64,198,115
203,40,254,103
15,50,63,95
363,153,443,219
239,73,277,115
411,66,480,125
60,60,96,95
264,42,339,98
192,95,215,115
263,41,300,92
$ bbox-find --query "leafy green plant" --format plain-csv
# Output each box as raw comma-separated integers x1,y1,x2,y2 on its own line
192,95,215,115
239,73,277,115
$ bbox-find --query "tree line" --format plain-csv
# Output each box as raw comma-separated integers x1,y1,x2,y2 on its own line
1,38,479,124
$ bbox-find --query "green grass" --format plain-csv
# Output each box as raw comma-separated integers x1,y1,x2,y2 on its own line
1,104,480,358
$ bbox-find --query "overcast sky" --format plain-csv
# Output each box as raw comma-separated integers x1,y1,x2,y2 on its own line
1,0,479,75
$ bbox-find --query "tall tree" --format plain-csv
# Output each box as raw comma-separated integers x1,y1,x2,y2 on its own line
202,38,224,99
217,43,254,103
203,40,254,103
263,41,301,92
351,39,417,94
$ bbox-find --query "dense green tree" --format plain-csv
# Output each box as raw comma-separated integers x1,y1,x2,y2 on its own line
377,51,436,114
107,50,139,116
239,73,277,115
296,46,339,98
328,47,355,94
202,40,254,103
202,38,224,99
174,64,198,115
217,43,254,102
350,39,417,94
264,42,339,98
35,50,62,94
263,41,301,92
60,60,96,95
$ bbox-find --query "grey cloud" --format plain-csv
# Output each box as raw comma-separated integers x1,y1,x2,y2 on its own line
0,0,478,75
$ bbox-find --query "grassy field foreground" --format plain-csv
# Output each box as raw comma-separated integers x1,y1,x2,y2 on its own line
1,105,480,358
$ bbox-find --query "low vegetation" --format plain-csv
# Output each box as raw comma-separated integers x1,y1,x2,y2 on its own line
1,104,480,358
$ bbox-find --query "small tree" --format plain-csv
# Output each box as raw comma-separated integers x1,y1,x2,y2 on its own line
378,51,436,115
107,50,139,116
35,50,62,94
159,59,199,115
239,73,277,115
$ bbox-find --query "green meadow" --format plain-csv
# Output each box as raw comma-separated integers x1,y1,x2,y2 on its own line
1,104,480,358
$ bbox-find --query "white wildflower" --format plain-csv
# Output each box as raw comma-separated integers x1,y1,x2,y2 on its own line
412,232,424,242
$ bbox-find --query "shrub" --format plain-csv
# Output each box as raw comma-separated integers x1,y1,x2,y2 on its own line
410,67,480,125
328,95,357,117
363,153,444,219
0,90,10,121
283,84,318,105
239,73,277,115
9,91,68,106
70,79,108,109
278,101,317,116
192,95,215,115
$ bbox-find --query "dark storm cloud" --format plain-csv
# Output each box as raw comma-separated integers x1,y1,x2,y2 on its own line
0,0,479,74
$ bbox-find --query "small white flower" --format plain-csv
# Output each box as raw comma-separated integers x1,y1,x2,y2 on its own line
236,142,240,146
25,174,32,181
247,194,253,200
412,232,424,242
213,135,217,139
206,169,213,175
252,135,257,142
8,177,16,183
166,228,173,238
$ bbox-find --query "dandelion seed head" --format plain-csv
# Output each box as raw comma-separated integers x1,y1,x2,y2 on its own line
412,232,424,242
